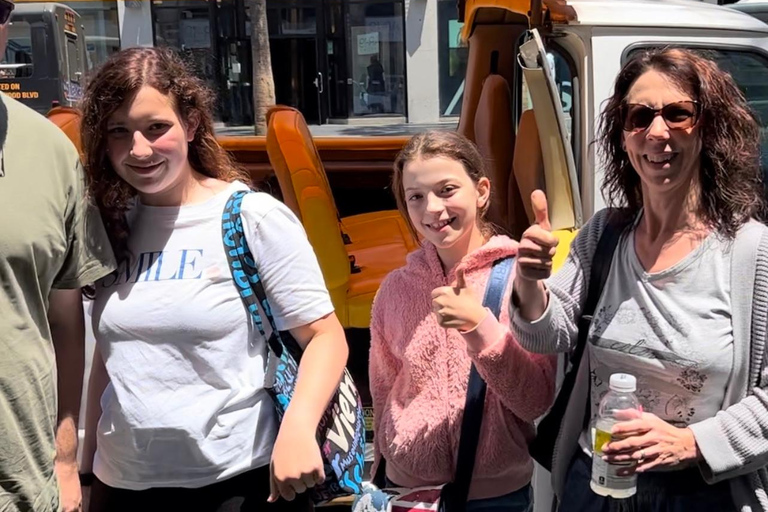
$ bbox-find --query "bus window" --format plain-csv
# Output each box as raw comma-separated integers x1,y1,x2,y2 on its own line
4,20,33,78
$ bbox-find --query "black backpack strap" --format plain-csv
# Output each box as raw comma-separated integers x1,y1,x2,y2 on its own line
571,213,629,383
567,213,633,438
529,211,633,471
442,256,514,512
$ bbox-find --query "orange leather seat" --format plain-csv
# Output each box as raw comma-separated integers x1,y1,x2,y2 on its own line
266,105,417,328
513,110,546,228
47,106,83,156
473,74,516,234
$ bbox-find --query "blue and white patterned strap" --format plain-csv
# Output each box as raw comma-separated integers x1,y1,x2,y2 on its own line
221,189,284,356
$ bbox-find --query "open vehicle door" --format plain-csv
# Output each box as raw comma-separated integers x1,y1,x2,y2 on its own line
517,28,584,512
518,28,582,268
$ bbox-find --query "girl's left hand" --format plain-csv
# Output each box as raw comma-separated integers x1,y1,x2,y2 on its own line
431,269,488,332
269,419,325,502
602,412,702,472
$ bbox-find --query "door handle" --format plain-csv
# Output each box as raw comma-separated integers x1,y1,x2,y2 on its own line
316,71,324,94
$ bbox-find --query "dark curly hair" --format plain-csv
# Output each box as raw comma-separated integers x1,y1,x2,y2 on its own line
597,47,766,237
81,47,248,264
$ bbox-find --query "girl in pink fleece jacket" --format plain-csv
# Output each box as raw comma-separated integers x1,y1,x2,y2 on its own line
369,131,557,512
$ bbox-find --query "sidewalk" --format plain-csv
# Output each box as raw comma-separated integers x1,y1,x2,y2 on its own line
215,121,458,137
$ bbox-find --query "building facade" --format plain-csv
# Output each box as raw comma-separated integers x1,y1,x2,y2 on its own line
12,0,723,125
13,0,467,125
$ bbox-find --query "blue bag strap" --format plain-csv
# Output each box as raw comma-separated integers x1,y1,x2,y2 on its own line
482,257,514,319
222,189,285,357
443,256,514,512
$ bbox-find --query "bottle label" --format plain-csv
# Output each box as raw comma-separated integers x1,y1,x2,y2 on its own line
591,427,637,491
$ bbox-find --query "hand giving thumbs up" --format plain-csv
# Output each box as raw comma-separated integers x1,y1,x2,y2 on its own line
431,268,488,331
516,190,559,282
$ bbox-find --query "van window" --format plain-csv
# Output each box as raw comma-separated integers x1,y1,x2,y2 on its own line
705,50,768,171
4,20,34,78
521,47,574,142
625,47,768,174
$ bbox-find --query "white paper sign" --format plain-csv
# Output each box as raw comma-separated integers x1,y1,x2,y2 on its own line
357,32,379,56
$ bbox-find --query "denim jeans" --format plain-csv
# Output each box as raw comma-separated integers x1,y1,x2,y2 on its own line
465,485,532,512
558,452,734,512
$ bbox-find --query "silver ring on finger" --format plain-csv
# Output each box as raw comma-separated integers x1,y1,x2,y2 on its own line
639,449,645,460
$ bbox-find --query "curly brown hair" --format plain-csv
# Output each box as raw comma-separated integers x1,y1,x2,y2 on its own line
81,47,247,263
597,47,766,237
392,130,494,240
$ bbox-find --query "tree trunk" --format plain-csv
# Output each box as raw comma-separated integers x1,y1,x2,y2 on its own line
248,0,275,135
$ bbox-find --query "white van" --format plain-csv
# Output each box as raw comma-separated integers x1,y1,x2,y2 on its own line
458,0,768,248
732,0,768,25
454,1,768,509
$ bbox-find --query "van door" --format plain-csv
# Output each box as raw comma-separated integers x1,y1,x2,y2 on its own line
518,29,582,263
518,30,583,512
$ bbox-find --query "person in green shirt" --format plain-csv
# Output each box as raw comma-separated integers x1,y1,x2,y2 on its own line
0,1,115,510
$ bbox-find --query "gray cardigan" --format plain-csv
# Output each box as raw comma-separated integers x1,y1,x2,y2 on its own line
511,209,768,511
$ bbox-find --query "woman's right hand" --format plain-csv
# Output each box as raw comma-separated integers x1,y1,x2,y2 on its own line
517,190,559,281
514,190,559,320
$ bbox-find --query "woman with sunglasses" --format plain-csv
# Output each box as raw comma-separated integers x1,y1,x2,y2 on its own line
511,47,768,511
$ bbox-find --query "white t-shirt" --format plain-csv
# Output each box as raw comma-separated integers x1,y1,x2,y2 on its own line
91,181,334,489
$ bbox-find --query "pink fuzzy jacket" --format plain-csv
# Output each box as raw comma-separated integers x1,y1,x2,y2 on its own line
369,235,557,500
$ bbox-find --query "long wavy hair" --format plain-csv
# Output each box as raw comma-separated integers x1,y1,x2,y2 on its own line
81,47,247,264
597,47,766,237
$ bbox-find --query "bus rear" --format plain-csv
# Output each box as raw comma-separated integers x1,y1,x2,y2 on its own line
0,3,87,114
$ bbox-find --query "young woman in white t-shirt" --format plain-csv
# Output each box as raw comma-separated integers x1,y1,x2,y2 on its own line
78,47,349,512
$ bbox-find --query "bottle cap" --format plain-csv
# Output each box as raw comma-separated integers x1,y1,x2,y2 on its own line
609,373,636,393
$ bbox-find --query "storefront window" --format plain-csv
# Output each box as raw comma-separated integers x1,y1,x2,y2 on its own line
438,0,467,117
347,1,405,117
148,0,406,126
267,6,317,36
152,1,219,113
63,1,120,73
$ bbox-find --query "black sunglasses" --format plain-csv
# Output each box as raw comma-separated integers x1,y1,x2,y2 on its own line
0,0,14,26
621,101,700,132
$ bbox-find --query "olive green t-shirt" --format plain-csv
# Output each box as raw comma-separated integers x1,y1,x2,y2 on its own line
0,95,114,511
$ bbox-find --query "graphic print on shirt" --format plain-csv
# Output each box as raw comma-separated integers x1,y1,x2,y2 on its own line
588,302,710,427
677,367,709,394
101,249,206,287
635,388,662,411
590,304,695,366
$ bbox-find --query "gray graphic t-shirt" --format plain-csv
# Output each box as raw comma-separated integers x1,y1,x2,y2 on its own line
580,228,733,453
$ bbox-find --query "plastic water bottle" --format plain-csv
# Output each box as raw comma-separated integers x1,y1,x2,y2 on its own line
590,373,641,498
